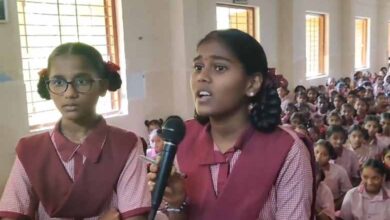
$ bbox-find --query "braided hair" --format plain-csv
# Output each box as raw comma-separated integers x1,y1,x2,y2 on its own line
37,42,121,99
194,29,281,132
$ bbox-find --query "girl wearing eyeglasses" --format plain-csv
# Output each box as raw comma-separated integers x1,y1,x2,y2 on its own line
0,42,150,220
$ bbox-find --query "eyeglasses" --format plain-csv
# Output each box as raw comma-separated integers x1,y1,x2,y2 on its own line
45,78,102,95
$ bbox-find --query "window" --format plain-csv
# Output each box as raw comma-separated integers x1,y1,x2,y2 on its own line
216,4,255,37
388,22,390,59
17,0,119,129
355,18,369,69
305,13,327,78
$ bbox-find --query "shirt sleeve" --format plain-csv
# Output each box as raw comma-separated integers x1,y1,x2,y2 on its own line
116,137,151,218
274,134,314,220
339,189,354,220
339,167,353,196
317,183,335,220
350,153,360,179
0,157,38,219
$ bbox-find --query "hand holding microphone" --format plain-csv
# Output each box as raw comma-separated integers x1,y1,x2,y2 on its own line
147,116,186,220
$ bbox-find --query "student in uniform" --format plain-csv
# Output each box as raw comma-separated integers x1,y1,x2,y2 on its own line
314,164,335,220
314,139,352,210
339,159,390,220
326,126,360,186
0,42,150,220
148,29,315,220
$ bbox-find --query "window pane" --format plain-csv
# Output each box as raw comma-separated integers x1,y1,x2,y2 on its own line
306,13,326,77
216,4,255,37
355,18,368,69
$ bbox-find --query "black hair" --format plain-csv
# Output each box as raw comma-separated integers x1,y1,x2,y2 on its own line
334,94,346,103
327,110,341,119
145,118,164,128
348,124,369,140
194,29,281,132
364,114,380,125
294,85,306,94
326,125,347,140
314,139,337,160
362,159,387,177
37,42,121,99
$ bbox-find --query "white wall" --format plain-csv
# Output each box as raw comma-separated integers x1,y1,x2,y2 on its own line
1,0,390,192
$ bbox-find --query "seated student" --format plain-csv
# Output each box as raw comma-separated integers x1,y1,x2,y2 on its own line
377,112,390,148
339,159,390,220
326,110,343,127
144,118,164,134
0,43,150,219
332,94,346,113
354,97,369,125
312,114,327,139
355,86,366,99
383,147,390,191
364,87,376,109
363,115,385,158
346,91,357,107
308,126,321,143
384,74,390,95
288,112,307,129
344,125,372,166
146,129,164,160
314,139,352,210
277,85,293,112
335,81,348,97
326,126,360,186
340,103,355,128
315,164,335,220
295,91,316,112
307,87,319,104
326,77,336,97
316,94,331,117
373,93,389,114
294,85,307,98
281,103,298,124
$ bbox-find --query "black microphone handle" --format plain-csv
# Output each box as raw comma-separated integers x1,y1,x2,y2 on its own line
149,142,177,220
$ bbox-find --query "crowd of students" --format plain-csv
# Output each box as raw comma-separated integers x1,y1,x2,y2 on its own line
277,69,390,219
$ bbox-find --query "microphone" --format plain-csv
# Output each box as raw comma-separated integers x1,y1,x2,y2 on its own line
148,116,185,220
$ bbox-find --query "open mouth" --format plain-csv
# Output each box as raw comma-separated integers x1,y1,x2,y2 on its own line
197,90,211,98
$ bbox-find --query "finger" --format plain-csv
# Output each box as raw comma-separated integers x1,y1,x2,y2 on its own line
147,172,157,181
170,166,177,176
148,181,155,192
149,163,159,172
156,155,162,164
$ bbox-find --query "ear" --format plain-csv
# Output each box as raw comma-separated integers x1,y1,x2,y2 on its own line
245,73,263,97
99,79,109,97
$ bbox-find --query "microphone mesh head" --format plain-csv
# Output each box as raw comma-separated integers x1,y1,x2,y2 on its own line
162,116,185,144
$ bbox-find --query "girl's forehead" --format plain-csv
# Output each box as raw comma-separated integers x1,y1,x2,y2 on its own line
49,55,99,80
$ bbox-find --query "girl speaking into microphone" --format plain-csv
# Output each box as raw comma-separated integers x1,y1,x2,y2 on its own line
148,29,315,220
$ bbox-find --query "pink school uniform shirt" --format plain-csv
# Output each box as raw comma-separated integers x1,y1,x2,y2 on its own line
323,163,352,200
339,185,390,220
0,119,150,219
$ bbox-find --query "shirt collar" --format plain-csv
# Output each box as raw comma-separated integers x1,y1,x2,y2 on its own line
51,118,108,163
197,123,255,165
358,184,389,201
